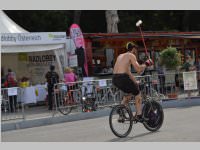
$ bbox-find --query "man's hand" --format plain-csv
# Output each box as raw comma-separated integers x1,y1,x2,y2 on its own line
145,59,154,66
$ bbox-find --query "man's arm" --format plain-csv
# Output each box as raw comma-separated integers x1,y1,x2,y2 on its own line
129,53,146,74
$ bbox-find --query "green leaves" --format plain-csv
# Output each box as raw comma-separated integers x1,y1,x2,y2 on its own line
160,47,182,69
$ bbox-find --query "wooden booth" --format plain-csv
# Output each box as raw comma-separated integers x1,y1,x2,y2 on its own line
83,32,200,76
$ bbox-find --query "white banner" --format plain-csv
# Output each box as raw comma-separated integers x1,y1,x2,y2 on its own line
98,80,107,87
1,32,67,45
69,55,78,67
8,87,18,96
183,71,197,90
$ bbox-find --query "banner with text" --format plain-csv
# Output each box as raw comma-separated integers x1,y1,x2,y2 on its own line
183,71,197,90
1,32,67,45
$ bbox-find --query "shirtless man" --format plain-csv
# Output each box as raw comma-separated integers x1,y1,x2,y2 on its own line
112,42,153,121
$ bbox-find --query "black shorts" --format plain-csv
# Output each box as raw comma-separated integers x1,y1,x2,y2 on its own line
112,73,140,96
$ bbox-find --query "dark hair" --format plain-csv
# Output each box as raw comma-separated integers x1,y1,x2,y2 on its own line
8,68,12,72
126,42,138,51
50,65,55,71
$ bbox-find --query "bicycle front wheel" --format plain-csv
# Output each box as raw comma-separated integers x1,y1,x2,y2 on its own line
109,104,133,138
142,101,164,132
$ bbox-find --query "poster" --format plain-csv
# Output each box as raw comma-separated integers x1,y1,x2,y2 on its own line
183,71,197,90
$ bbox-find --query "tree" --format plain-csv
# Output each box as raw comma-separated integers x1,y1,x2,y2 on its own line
182,10,190,31
105,10,120,33
4,10,200,33
73,10,82,24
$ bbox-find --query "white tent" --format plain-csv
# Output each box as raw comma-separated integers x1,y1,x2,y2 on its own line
1,10,76,84
0,10,28,33
0,10,74,53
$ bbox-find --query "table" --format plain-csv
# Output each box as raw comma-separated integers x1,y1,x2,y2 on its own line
19,85,47,104
34,84,47,102
20,87,37,104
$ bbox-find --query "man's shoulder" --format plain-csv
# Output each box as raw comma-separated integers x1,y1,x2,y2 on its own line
127,52,136,60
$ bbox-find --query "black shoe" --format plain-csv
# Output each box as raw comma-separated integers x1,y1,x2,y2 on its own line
135,115,144,123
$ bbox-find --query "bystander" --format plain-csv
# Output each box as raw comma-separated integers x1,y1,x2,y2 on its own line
196,55,200,95
45,65,59,110
4,68,18,112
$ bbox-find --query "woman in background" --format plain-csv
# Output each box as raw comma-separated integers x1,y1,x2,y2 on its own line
63,67,78,104
64,67,77,85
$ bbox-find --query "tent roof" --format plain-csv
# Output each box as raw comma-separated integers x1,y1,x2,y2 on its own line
0,10,28,33
0,10,75,53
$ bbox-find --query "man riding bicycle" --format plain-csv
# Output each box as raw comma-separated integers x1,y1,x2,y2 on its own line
112,42,153,122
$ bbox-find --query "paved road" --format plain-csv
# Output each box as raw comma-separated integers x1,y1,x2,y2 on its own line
2,105,200,142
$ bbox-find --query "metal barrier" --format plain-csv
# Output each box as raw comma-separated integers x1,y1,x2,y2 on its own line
147,70,200,100
1,71,199,120
53,71,200,114
53,79,122,114
1,87,25,121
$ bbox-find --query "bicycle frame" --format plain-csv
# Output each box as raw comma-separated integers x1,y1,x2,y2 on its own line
120,75,164,116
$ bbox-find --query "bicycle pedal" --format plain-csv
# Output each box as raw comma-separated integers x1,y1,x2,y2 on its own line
143,117,149,122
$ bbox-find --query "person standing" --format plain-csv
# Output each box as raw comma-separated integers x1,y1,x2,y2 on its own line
64,67,77,86
182,54,196,98
63,67,78,103
4,68,18,112
157,62,166,94
196,55,200,95
45,65,59,110
1,67,6,88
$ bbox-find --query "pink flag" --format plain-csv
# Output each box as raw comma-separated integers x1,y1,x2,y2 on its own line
70,24,88,76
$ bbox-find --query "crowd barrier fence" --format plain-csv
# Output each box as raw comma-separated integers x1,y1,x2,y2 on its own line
1,87,25,121
1,71,200,121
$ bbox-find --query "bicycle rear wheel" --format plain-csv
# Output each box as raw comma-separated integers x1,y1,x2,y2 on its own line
109,104,133,138
58,105,72,115
57,97,73,115
142,101,164,131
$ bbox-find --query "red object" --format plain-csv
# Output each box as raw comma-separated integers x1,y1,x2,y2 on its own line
145,59,154,66
4,76,17,87
138,26,148,56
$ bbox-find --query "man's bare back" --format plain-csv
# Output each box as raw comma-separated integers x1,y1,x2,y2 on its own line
113,52,144,82
113,53,131,73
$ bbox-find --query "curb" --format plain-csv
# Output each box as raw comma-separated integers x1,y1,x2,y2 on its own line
2,98,200,132
1,108,111,132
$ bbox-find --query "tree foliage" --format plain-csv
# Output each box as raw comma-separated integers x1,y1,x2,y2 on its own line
160,47,182,69
4,10,200,33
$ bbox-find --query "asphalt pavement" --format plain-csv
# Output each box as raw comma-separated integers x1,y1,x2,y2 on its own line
2,105,200,142
1,97,200,132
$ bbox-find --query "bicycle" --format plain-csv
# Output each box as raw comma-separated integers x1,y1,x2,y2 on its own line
109,75,164,138
54,83,82,115
81,82,98,112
